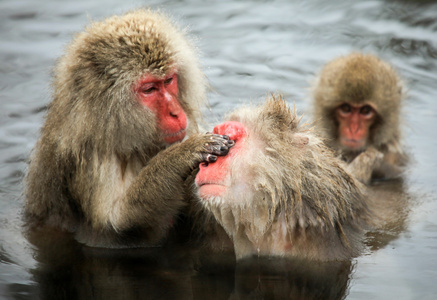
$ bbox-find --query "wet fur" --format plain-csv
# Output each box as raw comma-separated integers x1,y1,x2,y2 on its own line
24,9,211,247
198,96,371,261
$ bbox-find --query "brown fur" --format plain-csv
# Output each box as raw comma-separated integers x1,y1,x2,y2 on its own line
24,9,230,247
312,53,407,183
196,96,371,261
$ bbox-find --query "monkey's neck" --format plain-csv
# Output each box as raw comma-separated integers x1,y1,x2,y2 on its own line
230,211,354,261
231,212,293,259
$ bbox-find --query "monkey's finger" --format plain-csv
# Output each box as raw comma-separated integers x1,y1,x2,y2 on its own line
226,140,235,147
208,155,217,162
208,133,230,141
213,146,230,156
204,144,230,156
201,153,217,162
208,136,235,149
215,139,235,149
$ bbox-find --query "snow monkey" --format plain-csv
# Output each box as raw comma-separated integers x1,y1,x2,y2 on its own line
195,96,370,261
24,9,234,247
312,53,407,184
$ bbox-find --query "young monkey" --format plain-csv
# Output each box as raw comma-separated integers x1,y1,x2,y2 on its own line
312,53,407,184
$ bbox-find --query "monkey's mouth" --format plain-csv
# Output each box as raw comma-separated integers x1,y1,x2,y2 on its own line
162,129,187,144
340,138,365,150
197,182,227,199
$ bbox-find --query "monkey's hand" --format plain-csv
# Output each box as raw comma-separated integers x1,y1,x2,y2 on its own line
154,133,235,178
347,147,384,184
200,133,235,163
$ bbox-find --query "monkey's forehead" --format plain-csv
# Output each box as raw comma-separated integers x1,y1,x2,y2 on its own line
213,121,247,141
318,54,401,96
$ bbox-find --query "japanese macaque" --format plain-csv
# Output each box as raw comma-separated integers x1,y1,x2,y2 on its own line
195,96,370,261
312,53,407,184
24,9,234,247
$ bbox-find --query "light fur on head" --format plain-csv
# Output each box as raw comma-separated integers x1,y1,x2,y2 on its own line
199,95,369,260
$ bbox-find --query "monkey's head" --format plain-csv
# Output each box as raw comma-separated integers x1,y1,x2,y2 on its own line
313,53,403,154
50,9,206,154
195,96,365,259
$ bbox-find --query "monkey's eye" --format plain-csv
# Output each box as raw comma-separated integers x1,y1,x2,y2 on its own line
339,103,352,114
140,86,157,94
360,105,373,116
164,77,173,85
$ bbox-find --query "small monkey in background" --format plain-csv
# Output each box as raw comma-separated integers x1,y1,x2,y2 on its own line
312,53,407,184
195,96,370,261
24,9,234,247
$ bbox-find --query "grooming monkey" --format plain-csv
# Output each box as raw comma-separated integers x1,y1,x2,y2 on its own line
24,9,234,247
195,96,370,261
312,53,407,184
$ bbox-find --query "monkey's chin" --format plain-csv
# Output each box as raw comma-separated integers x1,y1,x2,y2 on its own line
198,184,226,199
162,129,187,144
340,138,365,151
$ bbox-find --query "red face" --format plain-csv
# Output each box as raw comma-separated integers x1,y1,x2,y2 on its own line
195,121,247,198
335,103,376,151
135,71,187,144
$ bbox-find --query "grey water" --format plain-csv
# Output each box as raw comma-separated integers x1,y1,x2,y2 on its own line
1,0,437,299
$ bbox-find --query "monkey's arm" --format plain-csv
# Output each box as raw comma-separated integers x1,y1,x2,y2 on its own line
98,133,233,243
372,150,407,181
346,147,384,184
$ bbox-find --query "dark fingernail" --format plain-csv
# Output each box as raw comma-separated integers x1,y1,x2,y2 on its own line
209,155,217,162
222,135,230,140
220,146,228,151
228,140,235,146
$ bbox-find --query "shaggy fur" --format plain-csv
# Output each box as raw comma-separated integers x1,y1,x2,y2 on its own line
197,96,370,261
312,53,407,182
24,9,224,247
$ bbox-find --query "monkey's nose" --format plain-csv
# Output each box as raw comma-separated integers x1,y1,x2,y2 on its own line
168,100,182,118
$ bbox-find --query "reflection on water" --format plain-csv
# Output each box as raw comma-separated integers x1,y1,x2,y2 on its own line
232,258,352,300
1,0,437,299
26,227,352,299
27,229,218,300
365,179,412,252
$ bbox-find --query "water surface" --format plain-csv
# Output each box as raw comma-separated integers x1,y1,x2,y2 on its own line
1,0,437,299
